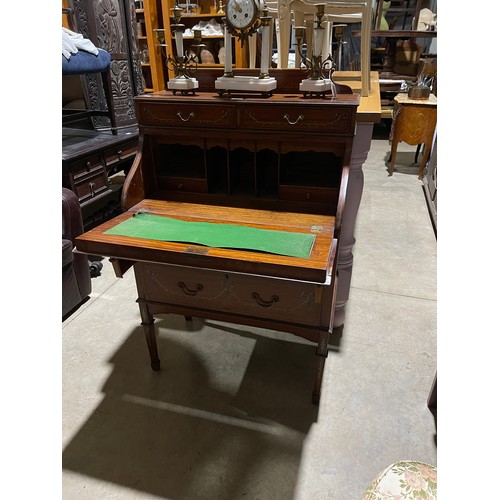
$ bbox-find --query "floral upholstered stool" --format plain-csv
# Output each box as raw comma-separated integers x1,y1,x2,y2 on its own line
362,461,437,499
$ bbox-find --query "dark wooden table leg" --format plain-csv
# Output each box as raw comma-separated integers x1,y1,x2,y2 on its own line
138,301,161,371
389,139,399,176
312,331,329,405
427,373,437,410
418,140,432,179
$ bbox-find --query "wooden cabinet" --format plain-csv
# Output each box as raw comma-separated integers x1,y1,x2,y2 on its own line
75,90,359,404
389,92,437,178
129,93,356,214
62,127,139,229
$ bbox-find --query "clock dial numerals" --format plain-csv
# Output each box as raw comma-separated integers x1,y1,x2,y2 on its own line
226,0,257,30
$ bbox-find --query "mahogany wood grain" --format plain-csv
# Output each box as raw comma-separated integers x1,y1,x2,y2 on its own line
75,91,359,404
76,199,336,283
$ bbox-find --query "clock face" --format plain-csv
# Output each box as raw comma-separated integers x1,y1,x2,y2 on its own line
226,0,258,30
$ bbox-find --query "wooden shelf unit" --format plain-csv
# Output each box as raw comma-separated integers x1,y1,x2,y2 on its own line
160,0,247,80
136,1,168,92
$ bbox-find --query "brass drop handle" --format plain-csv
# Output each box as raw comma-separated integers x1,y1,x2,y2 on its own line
283,113,304,125
251,292,279,307
177,111,195,122
89,182,95,196
178,281,204,296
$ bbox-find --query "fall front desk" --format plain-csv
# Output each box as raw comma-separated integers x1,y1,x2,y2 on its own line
76,75,380,404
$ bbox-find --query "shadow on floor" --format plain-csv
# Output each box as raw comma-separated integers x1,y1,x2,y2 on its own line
63,315,321,499
383,151,422,176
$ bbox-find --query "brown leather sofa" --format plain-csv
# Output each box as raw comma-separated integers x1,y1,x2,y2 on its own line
62,187,91,318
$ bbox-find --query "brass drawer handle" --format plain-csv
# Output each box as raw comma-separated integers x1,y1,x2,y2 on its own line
283,114,304,125
89,181,95,197
177,111,195,122
178,281,204,296
251,292,279,307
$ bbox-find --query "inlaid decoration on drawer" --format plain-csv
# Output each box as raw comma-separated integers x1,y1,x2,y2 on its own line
74,172,110,202
143,264,229,309
138,102,236,128
71,154,104,180
227,274,322,325
142,263,322,325
240,105,355,133
104,141,137,166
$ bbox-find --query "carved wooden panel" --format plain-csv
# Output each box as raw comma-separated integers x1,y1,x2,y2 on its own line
69,0,143,130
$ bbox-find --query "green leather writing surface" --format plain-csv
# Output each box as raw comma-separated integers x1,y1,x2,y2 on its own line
105,213,315,259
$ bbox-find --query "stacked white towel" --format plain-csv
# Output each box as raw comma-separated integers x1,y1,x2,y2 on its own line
62,27,99,60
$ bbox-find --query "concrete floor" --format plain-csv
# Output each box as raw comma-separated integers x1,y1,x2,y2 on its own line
62,127,437,499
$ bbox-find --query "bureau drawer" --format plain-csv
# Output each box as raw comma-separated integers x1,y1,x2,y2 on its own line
138,102,236,128
74,171,110,203
240,105,355,134
104,141,137,166
143,264,231,309
141,263,323,326
70,154,104,180
228,273,322,325
279,185,338,204
158,176,209,193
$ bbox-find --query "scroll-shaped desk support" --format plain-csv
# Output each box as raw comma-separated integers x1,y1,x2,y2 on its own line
298,4,335,98
166,5,199,95
215,8,277,97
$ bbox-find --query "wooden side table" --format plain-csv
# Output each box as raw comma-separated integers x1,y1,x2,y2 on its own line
389,93,437,179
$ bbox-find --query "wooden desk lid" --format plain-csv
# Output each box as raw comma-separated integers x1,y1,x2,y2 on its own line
75,199,337,283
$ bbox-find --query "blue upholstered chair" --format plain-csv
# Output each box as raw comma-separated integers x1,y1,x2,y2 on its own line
62,8,117,135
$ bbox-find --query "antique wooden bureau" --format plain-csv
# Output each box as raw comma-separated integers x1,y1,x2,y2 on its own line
75,89,359,404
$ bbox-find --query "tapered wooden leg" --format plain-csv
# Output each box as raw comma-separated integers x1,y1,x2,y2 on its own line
312,332,329,405
415,143,422,163
138,302,161,371
389,140,398,176
418,142,432,180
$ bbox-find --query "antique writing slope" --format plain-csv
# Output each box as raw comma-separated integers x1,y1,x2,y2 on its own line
76,89,359,404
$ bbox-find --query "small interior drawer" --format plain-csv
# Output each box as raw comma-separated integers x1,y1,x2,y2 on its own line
157,176,209,193
279,185,338,205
